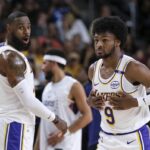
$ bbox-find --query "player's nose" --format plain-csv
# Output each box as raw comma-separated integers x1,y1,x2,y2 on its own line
96,41,103,49
23,27,30,36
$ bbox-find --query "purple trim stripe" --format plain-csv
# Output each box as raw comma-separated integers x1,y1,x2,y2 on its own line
138,125,150,150
101,125,148,136
6,122,22,150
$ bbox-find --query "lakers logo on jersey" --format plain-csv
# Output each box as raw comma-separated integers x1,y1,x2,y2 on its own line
110,81,119,89
95,90,118,101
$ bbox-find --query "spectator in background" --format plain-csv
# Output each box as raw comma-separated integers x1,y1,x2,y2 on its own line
47,22,63,49
63,39,75,53
32,11,48,36
65,52,88,83
138,0,150,42
81,45,96,71
58,11,91,46
98,3,112,17
133,49,147,64
125,33,138,55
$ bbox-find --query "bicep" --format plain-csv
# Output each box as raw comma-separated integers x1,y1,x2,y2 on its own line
70,82,90,114
126,61,150,88
1,50,26,87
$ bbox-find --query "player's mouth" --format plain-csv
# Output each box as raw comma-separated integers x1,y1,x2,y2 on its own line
96,50,103,55
22,37,29,44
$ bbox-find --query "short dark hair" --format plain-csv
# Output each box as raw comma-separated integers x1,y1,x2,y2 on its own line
91,16,128,48
7,11,28,24
45,49,66,69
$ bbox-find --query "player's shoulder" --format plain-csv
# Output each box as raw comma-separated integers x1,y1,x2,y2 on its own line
0,45,26,76
0,44,14,51
88,60,99,81
124,54,148,79
123,54,144,69
0,42,6,48
65,75,77,83
123,54,135,62
0,44,22,59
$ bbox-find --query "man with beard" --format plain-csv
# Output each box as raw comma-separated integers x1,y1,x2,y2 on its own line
34,49,92,150
0,11,67,150
87,16,150,149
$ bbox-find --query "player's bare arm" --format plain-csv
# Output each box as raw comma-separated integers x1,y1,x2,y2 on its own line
109,61,150,110
68,82,92,133
125,61,150,88
0,50,26,87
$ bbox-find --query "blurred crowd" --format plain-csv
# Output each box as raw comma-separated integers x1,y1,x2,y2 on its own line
0,0,150,86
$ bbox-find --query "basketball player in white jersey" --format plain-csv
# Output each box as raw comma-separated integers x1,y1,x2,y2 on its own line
0,11,67,150
87,16,150,149
34,49,92,150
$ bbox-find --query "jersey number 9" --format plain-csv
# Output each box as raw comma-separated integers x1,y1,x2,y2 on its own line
104,107,115,125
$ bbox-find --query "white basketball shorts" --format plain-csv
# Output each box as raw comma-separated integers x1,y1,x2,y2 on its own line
97,125,150,150
0,121,35,150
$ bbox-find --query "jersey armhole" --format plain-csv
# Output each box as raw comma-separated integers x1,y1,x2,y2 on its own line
121,60,138,94
91,61,98,86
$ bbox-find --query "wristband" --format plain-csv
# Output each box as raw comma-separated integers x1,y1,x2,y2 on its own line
64,129,71,137
52,115,59,124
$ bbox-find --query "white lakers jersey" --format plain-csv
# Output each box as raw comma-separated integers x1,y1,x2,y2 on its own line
0,45,35,124
92,54,150,133
40,76,82,150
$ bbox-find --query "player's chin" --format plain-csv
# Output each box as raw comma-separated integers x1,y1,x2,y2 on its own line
96,54,103,59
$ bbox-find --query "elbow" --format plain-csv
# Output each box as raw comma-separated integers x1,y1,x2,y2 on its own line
87,109,93,124
83,108,93,125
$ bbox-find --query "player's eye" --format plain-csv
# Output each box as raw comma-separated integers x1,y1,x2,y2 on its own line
18,26,24,30
27,25,31,30
94,39,99,44
102,39,108,43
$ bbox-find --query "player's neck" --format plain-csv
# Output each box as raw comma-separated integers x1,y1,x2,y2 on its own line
7,39,13,47
102,50,122,69
52,69,65,83
7,38,19,51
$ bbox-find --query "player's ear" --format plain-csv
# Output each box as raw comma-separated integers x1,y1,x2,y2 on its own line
115,39,121,47
6,24,12,33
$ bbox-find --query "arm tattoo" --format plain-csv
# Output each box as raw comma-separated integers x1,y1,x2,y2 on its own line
1,50,26,87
